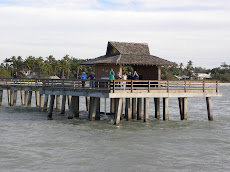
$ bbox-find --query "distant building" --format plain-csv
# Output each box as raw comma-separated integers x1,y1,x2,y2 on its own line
220,63,230,70
195,73,211,80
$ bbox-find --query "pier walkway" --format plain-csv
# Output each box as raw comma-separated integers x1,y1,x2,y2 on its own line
0,78,222,125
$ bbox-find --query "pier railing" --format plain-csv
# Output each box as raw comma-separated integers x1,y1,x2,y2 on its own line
0,78,219,93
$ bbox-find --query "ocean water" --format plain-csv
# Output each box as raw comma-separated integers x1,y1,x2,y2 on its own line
0,85,230,172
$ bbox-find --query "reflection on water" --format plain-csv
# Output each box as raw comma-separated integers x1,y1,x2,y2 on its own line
0,85,230,171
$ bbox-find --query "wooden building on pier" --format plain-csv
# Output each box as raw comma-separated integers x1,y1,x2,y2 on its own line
81,41,176,80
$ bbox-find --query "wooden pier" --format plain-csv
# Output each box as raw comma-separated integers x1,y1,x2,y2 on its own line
0,78,222,126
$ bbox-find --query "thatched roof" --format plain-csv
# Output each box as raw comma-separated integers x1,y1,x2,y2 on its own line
81,41,176,66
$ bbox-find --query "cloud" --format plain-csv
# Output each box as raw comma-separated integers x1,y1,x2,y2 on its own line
0,2,230,68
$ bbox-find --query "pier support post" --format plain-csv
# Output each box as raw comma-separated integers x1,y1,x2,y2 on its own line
110,98,115,115
7,89,10,105
89,97,97,121
74,96,80,118
61,95,66,114
20,90,25,106
96,97,100,120
56,95,61,110
132,98,137,119
154,98,160,119
43,94,49,112
137,98,142,120
10,89,14,106
68,96,75,119
114,98,123,126
184,98,187,120
24,91,28,106
0,90,3,106
35,91,40,107
47,95,55,120
125,98,131,121
144,98,149,122
163,98,169,121
206,97,213,121
13,90,17,106
68,95,72,109
40,94,44,108
27,91,32,107
86,96,90,111
178,98,188,120
104,98,107,116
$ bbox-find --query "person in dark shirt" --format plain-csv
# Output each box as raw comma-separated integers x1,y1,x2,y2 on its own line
88,72,96,87
127,72,133,80
132,71,139,80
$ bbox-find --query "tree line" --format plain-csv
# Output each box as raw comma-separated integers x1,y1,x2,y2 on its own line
0,56,230,82
0,55,93,79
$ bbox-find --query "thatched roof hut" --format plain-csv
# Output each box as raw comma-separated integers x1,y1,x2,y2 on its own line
81,41,176,80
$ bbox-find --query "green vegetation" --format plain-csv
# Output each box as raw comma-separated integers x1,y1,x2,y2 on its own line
1,56,230,82
0,55,92,79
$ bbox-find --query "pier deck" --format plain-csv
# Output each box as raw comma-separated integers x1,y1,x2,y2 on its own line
0,78,222,125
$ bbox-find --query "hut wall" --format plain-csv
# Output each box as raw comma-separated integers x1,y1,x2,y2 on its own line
95,65,122,79
133,65,159,80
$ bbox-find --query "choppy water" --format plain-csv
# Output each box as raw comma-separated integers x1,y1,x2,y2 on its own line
0,85,230,172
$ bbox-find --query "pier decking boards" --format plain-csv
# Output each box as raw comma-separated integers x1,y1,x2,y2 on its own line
0,78,222,125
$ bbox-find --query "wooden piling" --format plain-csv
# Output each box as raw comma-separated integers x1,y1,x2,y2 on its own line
0,90,3,106
163,98,169,121
24,91,28,106
47,95,55,120
114,98,123,126
68,96,75,119
10,89,14,106
61,95,66,114
137,98,142,120
104,98,107,116
43,94,49,112
40,94,44,108
20,90,25,106
178,98,188,120
35,91,40,107
184,98,187,120
13,90,17,106
110,98,115,115
154,98,160,119
68,95,72,109
74,96,80,118
7,89,10,105
89,97,97,121
86,96,90,111
144,98,149,122
132,98,137,119
125,98,131,121
27,91,32,107
206,97,213,121
96,97,100,120
56,95,61,110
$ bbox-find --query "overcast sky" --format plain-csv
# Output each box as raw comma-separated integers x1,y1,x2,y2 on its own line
0,0,230,69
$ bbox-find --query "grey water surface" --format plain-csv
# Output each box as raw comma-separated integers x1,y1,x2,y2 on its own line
0,85,230,172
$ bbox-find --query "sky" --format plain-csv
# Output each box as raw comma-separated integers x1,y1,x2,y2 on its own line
0,0,230,69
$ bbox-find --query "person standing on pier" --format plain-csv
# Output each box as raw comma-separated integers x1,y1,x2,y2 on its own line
81,72,87,87
122,73,127,89
127,72,133,80
132,71,139,80
89,72,96,87
13,72,19,84
109,68,115,80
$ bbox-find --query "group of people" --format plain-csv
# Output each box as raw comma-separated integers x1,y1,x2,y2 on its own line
109,68,139,81
81,72,96,87
81,69,140,88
